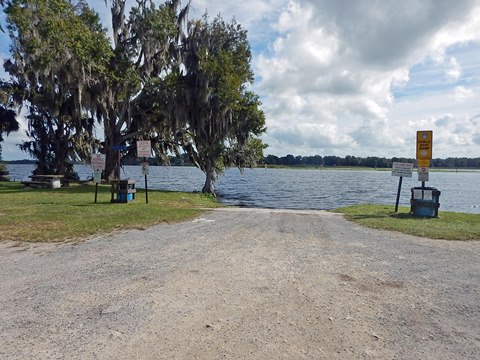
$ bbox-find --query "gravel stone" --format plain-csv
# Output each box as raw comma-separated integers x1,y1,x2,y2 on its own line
0,208,479,359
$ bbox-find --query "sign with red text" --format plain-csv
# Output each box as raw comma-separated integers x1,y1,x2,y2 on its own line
418,166,429,182
137,140,151,158
91,153,106,171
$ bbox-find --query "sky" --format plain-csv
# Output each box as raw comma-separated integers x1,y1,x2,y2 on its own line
1,0,480,160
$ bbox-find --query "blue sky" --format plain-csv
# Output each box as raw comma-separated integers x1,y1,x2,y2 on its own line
1,0,480,160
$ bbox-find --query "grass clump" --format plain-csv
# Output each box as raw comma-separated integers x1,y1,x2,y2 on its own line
333,204,480,240
0,182,221,242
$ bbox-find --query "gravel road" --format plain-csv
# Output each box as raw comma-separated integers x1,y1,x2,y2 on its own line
1,208,479,359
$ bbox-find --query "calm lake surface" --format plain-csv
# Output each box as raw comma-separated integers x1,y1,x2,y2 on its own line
6,164,480,214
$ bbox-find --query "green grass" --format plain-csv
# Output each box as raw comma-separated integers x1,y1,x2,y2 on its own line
0,182,221,242
333,204,480,240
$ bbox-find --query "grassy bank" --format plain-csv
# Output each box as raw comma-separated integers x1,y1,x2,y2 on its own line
333,204,480,240
0,182,221,242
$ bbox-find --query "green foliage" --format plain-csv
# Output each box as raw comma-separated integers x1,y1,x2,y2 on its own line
5,0,111,77
263,154,480,169
174,14,266,193
91,0,188,180
334,204,480,240
0,83,19,159
4,0,112,175
2,1,267,195
0,105,18,158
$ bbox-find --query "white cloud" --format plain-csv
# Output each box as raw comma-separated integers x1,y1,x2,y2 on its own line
253,0,480,157
2,0,480,160
453,86,474,102
446,57,462,81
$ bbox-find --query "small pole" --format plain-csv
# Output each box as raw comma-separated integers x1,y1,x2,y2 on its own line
95,183,98,204
395,176,403,212
117,150,121,180
144,157,149,204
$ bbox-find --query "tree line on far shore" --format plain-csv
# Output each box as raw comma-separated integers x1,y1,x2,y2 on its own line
263,154,480,168
6,154,480,169
107,153,480,168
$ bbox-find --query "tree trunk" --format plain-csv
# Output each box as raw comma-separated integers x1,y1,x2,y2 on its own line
202,164,216,196
54,122,67,175
103,116,121,182
104,146,118,182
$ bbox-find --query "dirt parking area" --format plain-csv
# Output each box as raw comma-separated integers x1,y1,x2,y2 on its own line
1,208,479,359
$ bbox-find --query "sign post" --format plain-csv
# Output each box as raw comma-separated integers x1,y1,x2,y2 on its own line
416,130,433,188
137,140,152,204
391,162,413,212
142,159,149,204
91,154,106,204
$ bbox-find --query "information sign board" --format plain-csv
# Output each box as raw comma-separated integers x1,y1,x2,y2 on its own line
93,169,102,184
137,140,152,158
91,153,106,170
141,161,149,175
392,162,413,178
416,131,433,160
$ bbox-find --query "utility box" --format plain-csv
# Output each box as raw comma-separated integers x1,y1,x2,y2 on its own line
111,179,136,203
410,187,441,217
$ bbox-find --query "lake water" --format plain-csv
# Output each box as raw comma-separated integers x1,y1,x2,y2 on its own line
6,164,480,214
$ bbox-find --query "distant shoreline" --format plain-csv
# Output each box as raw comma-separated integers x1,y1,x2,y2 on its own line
261,165,480,172
5,161,480,172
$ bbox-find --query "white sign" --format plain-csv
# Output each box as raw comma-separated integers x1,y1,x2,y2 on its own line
418,167,429,182
137,140,152,158
141,162,149,175
91,153,106,170
413,189,423,199
392,162,413,178
413,189,432,200
423,190,433,200
93,169,102,184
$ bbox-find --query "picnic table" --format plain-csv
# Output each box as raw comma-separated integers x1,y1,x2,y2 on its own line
22,175,64,189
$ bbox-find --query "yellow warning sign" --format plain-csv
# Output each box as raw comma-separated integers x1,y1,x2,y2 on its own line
416,131,433,160
417,159,430,167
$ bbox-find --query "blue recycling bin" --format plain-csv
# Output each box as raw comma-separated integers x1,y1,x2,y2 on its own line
410,187,441,217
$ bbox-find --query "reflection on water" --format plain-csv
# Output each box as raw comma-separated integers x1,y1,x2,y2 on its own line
6,164,480,214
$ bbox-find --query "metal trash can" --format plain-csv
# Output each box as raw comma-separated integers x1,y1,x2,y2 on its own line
410,187,441,217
